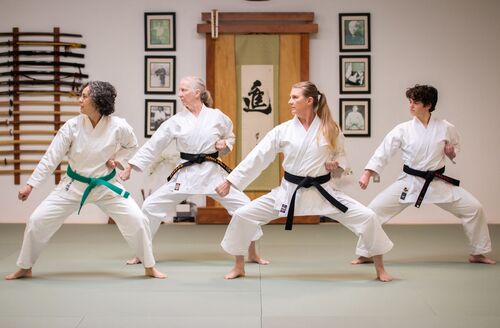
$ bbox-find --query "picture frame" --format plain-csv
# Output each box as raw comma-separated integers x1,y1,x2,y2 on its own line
339,98,371,137
144,12,176,51
145,56,176,94
339,13,371,52
339,55,371,94
145,99,176,137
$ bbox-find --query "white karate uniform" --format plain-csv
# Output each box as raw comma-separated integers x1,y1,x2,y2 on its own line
365,116,491,255
221,115,394,257
129,105,252,237
16,114,156,269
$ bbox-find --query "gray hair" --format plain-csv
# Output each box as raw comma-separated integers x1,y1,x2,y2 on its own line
183,76,213,107
81,81,116,116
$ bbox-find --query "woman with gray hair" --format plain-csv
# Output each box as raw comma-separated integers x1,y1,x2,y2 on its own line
120,76,268,266
6,81,165,280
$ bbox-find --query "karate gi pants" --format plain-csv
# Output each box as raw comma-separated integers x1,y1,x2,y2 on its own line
143,183,262,240
16,189,156,269
221,191,394,258
369,180,492,255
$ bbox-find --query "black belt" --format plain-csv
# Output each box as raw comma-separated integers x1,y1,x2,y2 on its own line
403,165,460,208
283,171,348,231
167,151,232,182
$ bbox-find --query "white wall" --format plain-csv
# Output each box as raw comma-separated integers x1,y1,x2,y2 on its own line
0,0,499,224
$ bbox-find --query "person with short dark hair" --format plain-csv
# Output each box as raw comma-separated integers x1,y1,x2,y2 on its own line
6,81,166,280
355,84,495,265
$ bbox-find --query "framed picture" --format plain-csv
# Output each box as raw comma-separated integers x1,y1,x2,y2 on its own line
339,55,370,94
145,56,176,94
144,12,176,51
339,13,370,52
339,98,370,137
145,99,176,137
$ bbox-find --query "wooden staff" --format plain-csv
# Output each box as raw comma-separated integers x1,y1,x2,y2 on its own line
0,90,79,97
0,50,84,58
0,32,82,38
0,70,89,79
1,159,68,165
0,100,80,107
0,40,86,49
0,140,51,146
0,110,79,116
0,169,65,175
0,149,46,155
0,129,57,136
0,60,85,68
0,119,65,126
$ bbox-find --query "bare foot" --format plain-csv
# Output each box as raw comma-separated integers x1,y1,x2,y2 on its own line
373,255,393,282
248,255,270,265
351,256,374,265
145,267,166,279
5,268,32,280
224,268,245,279
126,257,142,265
469,254,496,265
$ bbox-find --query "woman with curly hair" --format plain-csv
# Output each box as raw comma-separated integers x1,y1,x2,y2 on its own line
6,81,165,280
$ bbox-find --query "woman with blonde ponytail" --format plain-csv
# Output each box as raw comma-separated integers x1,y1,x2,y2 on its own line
216,81,393,281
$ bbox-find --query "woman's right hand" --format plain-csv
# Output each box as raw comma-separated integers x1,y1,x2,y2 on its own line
119,164,133,181
18,184,33,201
215,180,232,197
358,170,374,190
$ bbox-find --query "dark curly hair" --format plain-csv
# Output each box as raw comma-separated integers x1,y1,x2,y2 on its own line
405,84,438,112
81,81,116,116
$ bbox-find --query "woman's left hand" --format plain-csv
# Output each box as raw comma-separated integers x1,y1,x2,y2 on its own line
106,159,117,169
215,139,227,151
325,159,339,172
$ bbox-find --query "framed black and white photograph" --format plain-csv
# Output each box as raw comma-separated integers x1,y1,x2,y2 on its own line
145,56,176,94
144,12,176,51
145,99,176,137
339,98,370,137
339,55,370,94
339,13,370,52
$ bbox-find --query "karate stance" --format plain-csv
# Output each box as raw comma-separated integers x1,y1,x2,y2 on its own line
216,81,394,281
6,81,165,280
354,84,495,265
120,76,267,265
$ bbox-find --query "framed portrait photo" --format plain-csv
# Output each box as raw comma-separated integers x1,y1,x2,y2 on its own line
144,12,176,51
339,13,370,52
145,55,176,94
339,98,371,137
339,55,371,94
145,99,176,137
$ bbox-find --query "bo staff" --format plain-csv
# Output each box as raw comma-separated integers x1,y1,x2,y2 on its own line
0,51,84,58
2,159,68,165
0,140,51,146
0,61,85,68
0,100,80,107
0,149,46,155
0,90,79,97
0,80,82,87
0,70,89,79
0,169,65,175
0,40,86,49
0,32,82,38
0,110,79,116
0,119,65,126
0,129,58,136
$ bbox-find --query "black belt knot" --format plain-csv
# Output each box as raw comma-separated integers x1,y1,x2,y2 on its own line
403,165,460,208
283,171,348,231
167,151,232,182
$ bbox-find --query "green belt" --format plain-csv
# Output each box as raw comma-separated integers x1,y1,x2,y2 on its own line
66,165,130,214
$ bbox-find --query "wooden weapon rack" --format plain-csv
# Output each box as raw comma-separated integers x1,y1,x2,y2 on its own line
0,27,86,184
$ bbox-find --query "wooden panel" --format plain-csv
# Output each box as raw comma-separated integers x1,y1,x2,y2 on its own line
197,24,318,34
201,12,315,22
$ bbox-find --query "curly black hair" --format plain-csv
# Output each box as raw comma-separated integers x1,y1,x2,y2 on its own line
81,81,116,116
405,84,438,112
